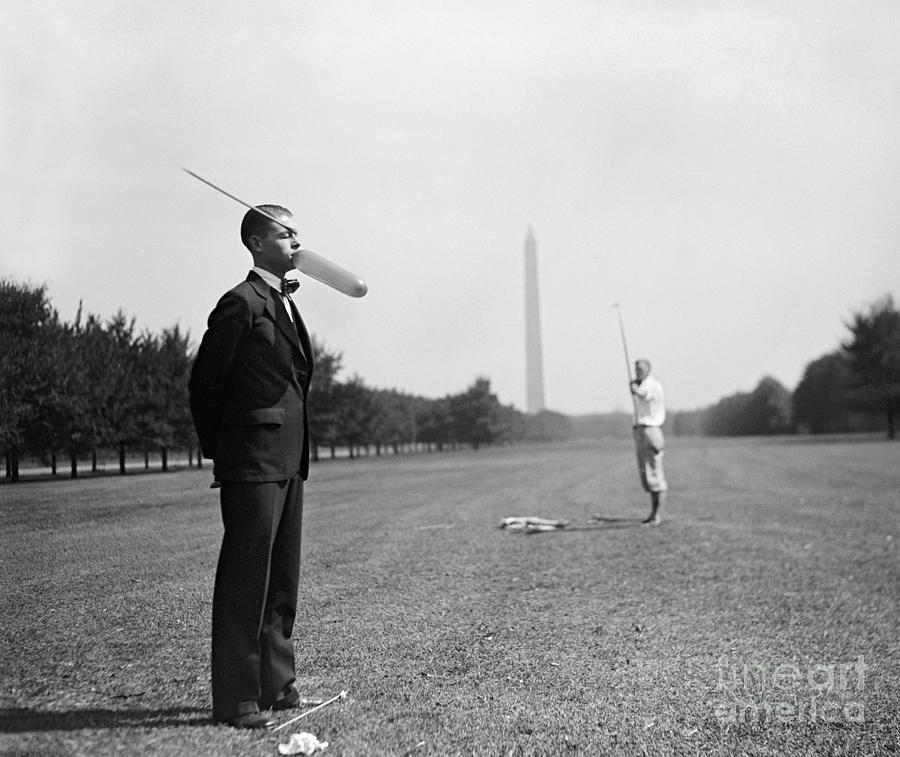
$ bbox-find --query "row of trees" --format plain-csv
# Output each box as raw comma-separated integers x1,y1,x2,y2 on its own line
310,374,573,459
0,280,570,482
2,280,897,482
0,281,195,481
669,295,900,439
670,375,793,437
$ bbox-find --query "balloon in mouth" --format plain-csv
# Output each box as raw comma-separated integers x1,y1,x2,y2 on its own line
291,249,368,298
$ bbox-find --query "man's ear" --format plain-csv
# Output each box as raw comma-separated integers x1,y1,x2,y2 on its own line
248,234,261,254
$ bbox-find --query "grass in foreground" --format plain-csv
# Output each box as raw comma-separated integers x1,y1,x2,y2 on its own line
1,436,898,755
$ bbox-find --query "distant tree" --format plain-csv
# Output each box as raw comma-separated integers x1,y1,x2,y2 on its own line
746,376,793,435
701,377,792,436
524,409,571,442
370,389,418,455
334,374,375,458
140,325,195,471
416,397,453,451
793,351,854,433
448,377,504,449
25,315,89,477
702,391,752,436
81,311,142,474
0,280,61,481
307,337,344,459
842,295,900,439
497,403,527,444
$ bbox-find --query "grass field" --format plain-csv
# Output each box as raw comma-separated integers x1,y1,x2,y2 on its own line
1,436,898,756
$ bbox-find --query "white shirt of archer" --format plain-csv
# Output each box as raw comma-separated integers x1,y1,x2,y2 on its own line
253,266,295,322
632,375,666,427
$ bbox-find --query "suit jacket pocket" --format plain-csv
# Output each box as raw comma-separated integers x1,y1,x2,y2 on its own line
240,407,285,427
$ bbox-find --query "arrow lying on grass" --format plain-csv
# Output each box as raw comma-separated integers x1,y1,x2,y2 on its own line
273,690,349,733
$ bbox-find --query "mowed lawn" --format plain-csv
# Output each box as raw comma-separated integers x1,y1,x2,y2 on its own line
1,436,898,756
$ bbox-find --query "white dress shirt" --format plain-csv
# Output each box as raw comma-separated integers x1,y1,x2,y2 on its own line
632,375,666,426
252,266,295,322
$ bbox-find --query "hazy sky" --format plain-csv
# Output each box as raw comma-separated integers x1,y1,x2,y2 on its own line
3,0,899,414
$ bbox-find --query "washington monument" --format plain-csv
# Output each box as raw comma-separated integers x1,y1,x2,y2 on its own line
524,227,546,413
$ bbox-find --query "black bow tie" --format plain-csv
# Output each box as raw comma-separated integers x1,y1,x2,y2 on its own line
281,278,300,296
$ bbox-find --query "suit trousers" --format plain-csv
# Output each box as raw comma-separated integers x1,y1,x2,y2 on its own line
211,475,303,721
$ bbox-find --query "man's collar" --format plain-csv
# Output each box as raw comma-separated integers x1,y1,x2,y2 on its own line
251,266,282,292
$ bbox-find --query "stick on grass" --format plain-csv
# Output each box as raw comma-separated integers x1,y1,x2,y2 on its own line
273,690,349,733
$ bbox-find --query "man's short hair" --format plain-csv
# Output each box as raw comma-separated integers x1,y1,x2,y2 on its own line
240,205,292,250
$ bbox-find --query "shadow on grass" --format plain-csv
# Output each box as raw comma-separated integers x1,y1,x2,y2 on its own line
0,706,211,732
567,516,648,531
0,465,203,486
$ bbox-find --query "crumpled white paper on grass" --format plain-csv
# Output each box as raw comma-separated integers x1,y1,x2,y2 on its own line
277,731,329,755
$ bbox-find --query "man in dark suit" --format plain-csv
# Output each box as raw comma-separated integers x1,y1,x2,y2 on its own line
189,204,314,729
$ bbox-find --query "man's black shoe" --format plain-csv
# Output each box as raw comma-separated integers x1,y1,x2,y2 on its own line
271,689,301,711
220,712,275,730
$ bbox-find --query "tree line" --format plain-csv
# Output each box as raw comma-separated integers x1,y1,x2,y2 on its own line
0,280,571,482
669,295,900,439
2,280,897,483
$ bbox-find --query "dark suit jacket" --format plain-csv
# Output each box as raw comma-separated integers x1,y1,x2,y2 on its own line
189,272,314,482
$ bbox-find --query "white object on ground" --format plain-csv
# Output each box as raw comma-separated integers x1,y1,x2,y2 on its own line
499,516,569,532
277,731,329,755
